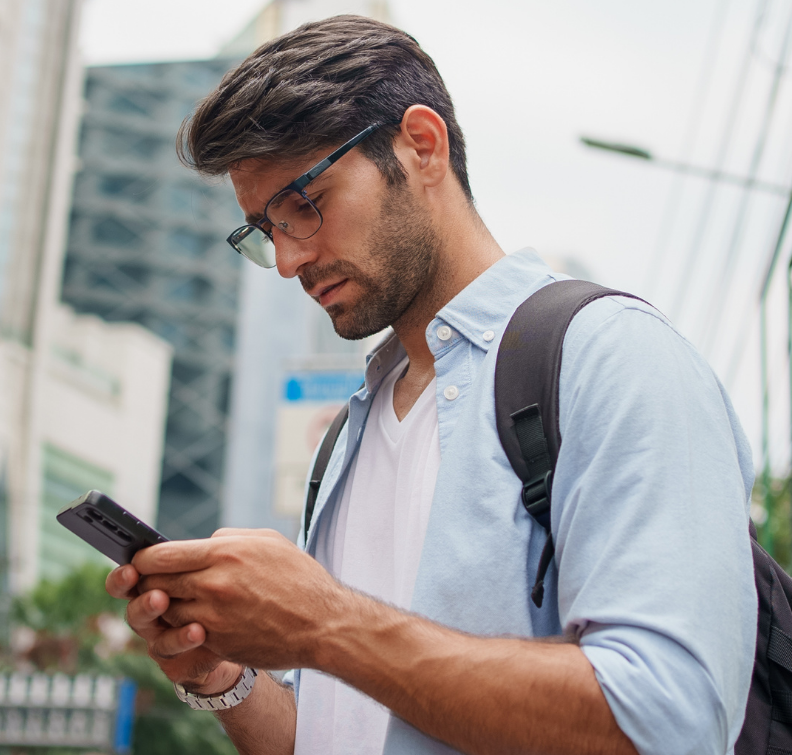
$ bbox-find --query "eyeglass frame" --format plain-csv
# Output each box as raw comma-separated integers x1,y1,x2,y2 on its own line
226,121,398,263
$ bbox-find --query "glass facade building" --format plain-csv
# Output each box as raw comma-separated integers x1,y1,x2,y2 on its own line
62,60,244,540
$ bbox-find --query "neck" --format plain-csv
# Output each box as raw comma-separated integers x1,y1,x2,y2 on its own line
392,205,504,377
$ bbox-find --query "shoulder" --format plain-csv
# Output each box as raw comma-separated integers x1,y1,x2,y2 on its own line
560,293,718,401
563,293,687,363
555,290,753,501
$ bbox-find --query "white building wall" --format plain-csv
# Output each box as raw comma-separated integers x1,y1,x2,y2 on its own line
42,308,173,526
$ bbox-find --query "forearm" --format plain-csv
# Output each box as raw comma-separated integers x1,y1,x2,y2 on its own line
317,594,637,755
215,672,296,755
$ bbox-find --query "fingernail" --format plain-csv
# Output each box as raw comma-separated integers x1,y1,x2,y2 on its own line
187,627,198,643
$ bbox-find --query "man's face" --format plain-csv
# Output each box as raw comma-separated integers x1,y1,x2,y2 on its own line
229,146,441,340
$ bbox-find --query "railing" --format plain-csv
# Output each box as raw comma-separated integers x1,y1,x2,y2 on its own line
0,672,136,753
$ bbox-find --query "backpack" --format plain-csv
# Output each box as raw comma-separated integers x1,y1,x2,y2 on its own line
304,278,792,754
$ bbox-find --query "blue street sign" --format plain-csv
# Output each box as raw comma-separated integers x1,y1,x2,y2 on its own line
283,371,363,403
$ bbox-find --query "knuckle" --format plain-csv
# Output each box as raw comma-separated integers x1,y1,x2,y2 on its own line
203,574,231,598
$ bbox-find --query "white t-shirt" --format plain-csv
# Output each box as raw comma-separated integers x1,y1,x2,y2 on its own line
294,358,441,755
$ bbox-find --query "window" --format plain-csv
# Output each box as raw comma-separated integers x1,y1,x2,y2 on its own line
145,317,190,349
169,229,211,258
219,325,236,351
103,129,163,159
38,444,114,580
169,185,194,212
99,175,153,203
107,91,161,117
165,275,211,302
118,263,148,285
88,270,124,293
172,359,203,386
92,218,143,247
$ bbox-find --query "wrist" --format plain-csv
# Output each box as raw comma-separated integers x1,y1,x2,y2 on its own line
175,667,257,711
181,663,245,696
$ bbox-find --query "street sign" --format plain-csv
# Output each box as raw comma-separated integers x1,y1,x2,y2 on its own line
274,369,363,517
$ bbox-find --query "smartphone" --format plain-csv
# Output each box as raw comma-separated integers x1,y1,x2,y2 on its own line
57,490,169,565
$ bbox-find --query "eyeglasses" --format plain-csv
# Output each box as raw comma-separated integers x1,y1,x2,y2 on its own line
226,123,392,268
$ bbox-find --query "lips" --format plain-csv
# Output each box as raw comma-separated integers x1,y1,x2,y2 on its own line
317,279,347,307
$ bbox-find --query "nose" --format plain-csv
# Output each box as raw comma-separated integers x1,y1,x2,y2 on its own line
273,231,319,279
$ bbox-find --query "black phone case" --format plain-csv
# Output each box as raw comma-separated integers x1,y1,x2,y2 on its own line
57,490,169,565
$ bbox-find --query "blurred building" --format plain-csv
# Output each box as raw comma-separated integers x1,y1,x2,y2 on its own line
61,60,246,541
0,0,81,345
217,0,391,539
22,306,171,582
0,0,171,595
0,0,86,596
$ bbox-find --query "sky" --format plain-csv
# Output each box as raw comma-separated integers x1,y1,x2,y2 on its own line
79,0,792,473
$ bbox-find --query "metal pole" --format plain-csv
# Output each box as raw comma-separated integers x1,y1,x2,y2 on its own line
652,157,789,197
789,256,792,508
761,296,774,554
787,257,792,504
758,190,792,552
579,137,790,196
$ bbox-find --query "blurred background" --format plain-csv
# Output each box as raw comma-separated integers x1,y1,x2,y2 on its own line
0,0,791,751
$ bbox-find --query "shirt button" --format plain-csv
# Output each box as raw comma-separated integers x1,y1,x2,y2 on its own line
437,325,452,341
443,385,459,400
483,330,495,342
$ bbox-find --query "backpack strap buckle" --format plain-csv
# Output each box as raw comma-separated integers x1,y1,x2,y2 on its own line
522,470,553,527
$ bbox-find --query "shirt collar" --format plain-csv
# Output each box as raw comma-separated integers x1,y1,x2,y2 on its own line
433,248,563,352
363,248,564,388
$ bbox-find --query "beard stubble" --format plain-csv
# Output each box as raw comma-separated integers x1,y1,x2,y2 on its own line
299,182,443,341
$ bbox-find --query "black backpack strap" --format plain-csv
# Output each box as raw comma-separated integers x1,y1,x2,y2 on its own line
496,279,645,607
303,403,350,541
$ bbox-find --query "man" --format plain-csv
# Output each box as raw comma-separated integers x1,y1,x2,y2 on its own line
106,15,757,755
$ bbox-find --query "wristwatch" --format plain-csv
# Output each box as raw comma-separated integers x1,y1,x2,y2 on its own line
174,667,258,711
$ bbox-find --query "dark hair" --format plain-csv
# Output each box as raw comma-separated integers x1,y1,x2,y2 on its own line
177,15,472,200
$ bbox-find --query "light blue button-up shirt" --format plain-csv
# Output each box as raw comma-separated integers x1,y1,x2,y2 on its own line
293,249,757,755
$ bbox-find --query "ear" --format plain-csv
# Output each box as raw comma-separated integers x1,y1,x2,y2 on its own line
395,105,450,189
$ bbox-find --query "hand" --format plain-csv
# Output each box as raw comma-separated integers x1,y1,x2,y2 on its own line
106,563,243,695
133,528,349,670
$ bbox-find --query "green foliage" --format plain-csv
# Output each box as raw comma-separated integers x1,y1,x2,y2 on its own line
7,561,237,755
9,562,124,674
753,476,792,572
12,562,123,633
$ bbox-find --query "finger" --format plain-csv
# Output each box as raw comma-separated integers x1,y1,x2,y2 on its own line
138,572,198,599
106,564,140,600
132,539,220,575
125,589,171,641
132,531,280,574
162,599,201,629
150,623,206,660
211,527,280,539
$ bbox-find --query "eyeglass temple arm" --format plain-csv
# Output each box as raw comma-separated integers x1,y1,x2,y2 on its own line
291,122,397,192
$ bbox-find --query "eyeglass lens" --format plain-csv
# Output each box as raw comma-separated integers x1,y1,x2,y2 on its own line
267,189,322,239
230,189,322,268
230,225,276,268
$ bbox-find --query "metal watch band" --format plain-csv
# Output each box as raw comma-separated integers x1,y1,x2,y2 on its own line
174,667,258,711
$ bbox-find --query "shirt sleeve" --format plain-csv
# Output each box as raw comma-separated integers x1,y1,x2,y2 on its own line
553,297,756,755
